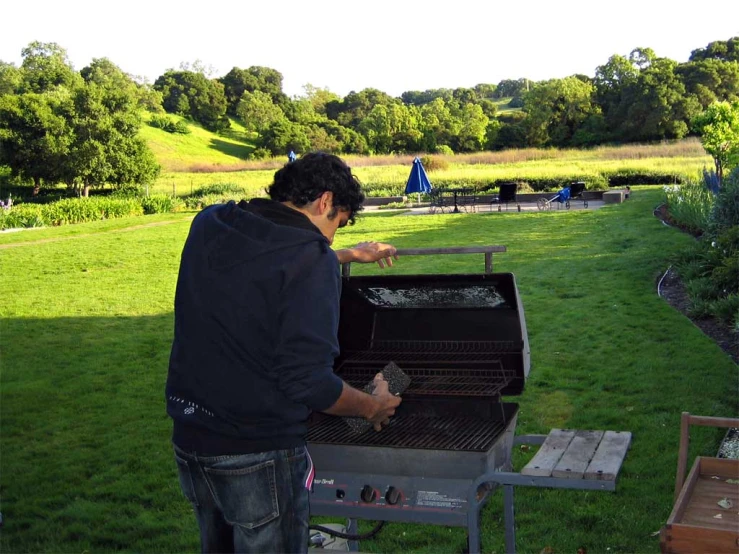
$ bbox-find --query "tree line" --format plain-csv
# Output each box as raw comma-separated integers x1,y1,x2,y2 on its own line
0,38,737,194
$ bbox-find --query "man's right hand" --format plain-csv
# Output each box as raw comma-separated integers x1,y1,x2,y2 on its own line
367,373,402,431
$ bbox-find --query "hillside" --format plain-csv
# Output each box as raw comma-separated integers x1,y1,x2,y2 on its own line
138,112,255,172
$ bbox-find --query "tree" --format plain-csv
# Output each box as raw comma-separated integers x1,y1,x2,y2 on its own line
0,61,22,95
326,88,396,128
0,91,72,194
677,58,739,108
454,103,489,152
66,81,159,195
19,41,80,93
218,66,285,114
494,79,529,98
618,57,700,141
301,84,340,115
593,54,639,136
257,119,310,156
690,37,739,63
154,70,229,131
522,77,599,147
237,90,286,133
692,100,739,186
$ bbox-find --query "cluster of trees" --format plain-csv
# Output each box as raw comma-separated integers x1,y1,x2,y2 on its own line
0,42,160,195
1,38,738,193
151,37,739,154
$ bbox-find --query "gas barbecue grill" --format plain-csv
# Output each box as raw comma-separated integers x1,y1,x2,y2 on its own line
308,246,529,552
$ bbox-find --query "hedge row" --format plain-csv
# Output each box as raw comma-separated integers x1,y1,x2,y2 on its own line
0,196,182,230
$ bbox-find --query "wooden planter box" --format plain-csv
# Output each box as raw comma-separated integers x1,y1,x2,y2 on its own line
660,456,739,553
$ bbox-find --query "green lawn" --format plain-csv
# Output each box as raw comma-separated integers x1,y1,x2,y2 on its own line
1,188,736,553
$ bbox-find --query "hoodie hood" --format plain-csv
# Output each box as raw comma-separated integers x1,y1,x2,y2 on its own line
202,199,329,271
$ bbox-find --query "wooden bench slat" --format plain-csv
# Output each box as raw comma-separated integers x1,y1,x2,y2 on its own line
584,431,632,481
552,430,604,479
521,429,575,477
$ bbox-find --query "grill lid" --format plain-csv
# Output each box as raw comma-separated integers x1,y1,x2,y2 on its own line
337,273,530,397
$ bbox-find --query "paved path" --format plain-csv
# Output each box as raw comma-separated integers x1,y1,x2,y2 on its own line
364,200,605,215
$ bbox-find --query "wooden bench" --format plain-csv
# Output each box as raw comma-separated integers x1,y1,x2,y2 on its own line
468,428,632,554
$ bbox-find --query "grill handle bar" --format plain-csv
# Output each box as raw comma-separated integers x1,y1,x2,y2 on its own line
341,245,507,277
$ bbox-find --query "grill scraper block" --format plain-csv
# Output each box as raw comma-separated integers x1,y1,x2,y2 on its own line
343,361,410,434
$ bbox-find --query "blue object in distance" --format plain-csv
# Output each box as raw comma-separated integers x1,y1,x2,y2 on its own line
404,157,433,195
288,150,297,163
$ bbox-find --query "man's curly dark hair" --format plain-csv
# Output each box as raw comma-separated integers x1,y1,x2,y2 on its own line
267,152,365,225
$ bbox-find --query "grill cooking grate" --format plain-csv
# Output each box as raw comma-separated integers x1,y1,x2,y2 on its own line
308,414,508,452
338,365,516,396
336,340,519,397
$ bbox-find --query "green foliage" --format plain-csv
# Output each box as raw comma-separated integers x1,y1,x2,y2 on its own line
0,203,45,228
191,182,245,197
183,194,239,210
140,194,183,214
1,189,736,553
663,182,714,234
110,184,144,198
709,166,739,234
419,155,449,172
154,70,230,132
149,114,191,134
0,197,144,229
692,100,739,183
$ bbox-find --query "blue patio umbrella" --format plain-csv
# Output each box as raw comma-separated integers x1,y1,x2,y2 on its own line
404,157,433,203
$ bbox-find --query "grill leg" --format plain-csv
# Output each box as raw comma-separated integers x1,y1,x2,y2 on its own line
466,493,482,554
346,518,359,552
503,485,516,554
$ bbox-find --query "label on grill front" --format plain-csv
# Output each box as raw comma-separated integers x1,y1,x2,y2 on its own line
416,490,465,509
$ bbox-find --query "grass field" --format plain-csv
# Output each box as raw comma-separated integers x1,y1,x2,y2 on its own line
1,187,736,553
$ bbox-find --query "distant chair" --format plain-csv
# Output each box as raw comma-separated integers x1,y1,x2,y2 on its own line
428,189,449,214
568,181,588,208
493,182,520,212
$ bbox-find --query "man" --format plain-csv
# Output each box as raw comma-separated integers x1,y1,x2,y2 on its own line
165,152,402,553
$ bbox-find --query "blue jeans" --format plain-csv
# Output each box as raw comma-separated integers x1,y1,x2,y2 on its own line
173,444,311,553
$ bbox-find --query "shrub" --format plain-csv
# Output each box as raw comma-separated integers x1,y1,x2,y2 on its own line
663,182,714,235
434,145,454,156
191,183,245,197
420,156,449,172
709,167,739,235
0,198,145,229
140,195,183,214
150,115,191,134
0,204,45,230
111,185,144,199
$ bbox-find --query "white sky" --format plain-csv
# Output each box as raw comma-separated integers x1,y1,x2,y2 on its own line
2,0,738,98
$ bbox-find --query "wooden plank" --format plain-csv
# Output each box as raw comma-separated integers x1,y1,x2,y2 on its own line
552,430,604,479
662,523,739,554
521,429,575,477
667,455,702,526
584,431,632,481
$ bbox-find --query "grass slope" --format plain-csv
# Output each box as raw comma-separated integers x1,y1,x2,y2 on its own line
1,188,736,553
139,112,255,172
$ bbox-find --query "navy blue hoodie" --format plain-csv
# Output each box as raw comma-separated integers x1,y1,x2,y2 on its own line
166,199,344,454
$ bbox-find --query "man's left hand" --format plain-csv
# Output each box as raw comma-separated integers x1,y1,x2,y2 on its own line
350,242,398,268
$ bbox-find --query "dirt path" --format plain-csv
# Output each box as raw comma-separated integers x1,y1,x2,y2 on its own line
0,218,193,250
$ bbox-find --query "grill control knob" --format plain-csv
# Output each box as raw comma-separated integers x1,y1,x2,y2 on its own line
360,485,377,503
385,487,402,505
